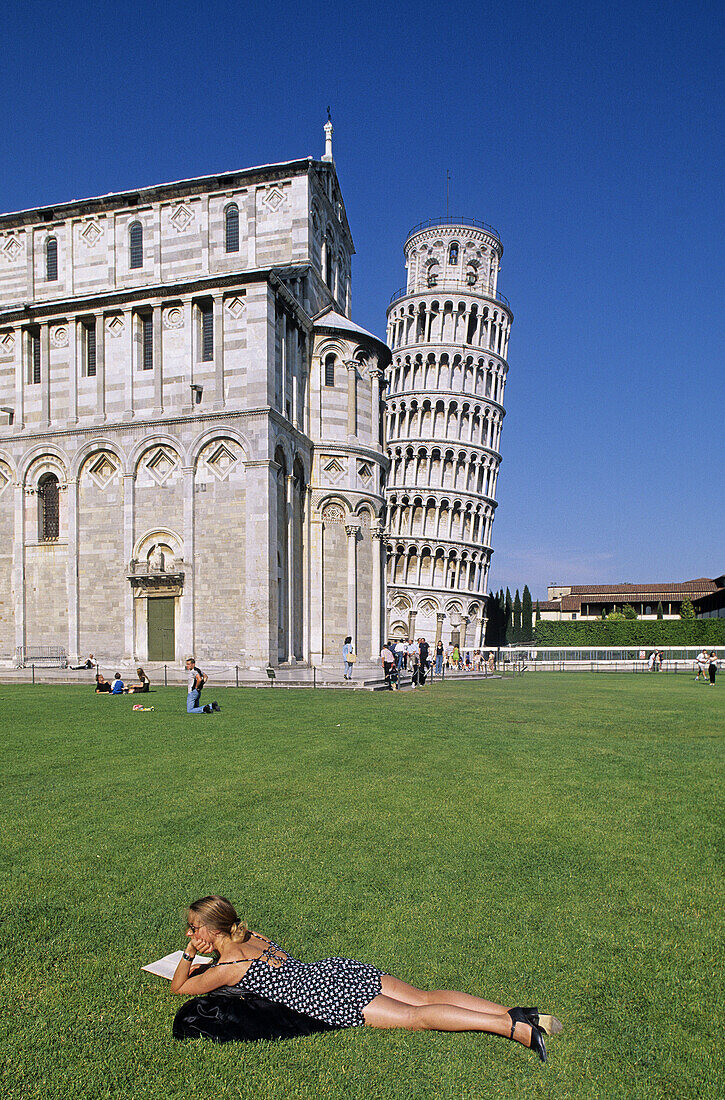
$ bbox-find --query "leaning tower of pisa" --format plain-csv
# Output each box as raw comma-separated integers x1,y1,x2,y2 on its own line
384,219,512,649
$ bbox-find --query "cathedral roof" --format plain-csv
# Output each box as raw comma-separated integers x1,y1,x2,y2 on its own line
313,307,390,356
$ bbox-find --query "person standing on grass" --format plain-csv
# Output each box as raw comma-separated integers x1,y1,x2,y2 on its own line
434,641,444,675
708,651,719,686
171,895,561,1061
185,657,220,714
695,649,709,680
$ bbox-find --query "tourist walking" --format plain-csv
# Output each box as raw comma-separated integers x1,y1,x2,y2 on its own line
185,657,220,714
380,643,396,688
342,636,355,680
171,895,560,1060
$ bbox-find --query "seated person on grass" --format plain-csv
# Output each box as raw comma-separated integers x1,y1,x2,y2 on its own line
170,895,561,1060
127,667,150,693
111,672,125,694
95,674,112,694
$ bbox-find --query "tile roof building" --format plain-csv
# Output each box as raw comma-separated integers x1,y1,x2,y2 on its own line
537,577,723,620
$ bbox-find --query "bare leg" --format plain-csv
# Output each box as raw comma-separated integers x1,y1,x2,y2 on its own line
381,974,509,1015
363,994,532,1046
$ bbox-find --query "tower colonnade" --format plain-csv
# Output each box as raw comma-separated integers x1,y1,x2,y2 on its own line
383,219,512,649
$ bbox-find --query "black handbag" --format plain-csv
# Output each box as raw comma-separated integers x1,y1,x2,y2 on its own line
173,990,341,1043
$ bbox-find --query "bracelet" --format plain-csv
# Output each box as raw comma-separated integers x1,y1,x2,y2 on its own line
182,951,195,962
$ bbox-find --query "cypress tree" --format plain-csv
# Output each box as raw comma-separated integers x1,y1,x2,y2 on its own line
656,601,664,619
513,589,522,643
505,588,513,645
679,597,696,620
522,585,533,640
497,590,506,646
535,600,541,623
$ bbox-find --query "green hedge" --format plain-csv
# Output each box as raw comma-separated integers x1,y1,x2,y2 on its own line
533,619,725,646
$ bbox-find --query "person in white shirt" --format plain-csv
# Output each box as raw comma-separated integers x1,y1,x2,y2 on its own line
696,649,709,681
395,640,406,670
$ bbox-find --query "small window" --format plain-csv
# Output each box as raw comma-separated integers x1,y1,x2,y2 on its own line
129,222,143,269
46,237,58,281
225,204,239,253
84,321,96,377
142,314,153,370
28,328,41,384
324,353,335,387
38,473,59,540
200,302,213,361
448,243,459,265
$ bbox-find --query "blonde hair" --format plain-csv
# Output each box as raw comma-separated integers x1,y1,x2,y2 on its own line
188,895,248,943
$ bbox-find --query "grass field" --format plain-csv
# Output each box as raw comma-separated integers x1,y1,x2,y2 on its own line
1,674,723,1099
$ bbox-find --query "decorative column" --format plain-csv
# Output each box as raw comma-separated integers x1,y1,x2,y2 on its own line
435,612,445,647
345,360,358,437
345,519,361,643
14,325,24,430
68,319,78,425
13,480,26,654
408,608,418,640
123,308,134,419
310,510,324,664
153,304,163,416
212,294,224,407
370,521,384,659
66,477,79,659
179,465,195,660
370,367,384,446
41,321,50,426
95,310,105,421
122,473,135,658
286,473,295,663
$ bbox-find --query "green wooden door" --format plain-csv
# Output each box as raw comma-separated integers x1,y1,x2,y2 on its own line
148,598,175,661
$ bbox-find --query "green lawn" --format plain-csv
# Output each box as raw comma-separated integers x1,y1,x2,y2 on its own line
1,675,723,1099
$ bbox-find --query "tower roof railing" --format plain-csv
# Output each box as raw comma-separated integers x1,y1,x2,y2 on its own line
405,217,501,242
388,284,511,308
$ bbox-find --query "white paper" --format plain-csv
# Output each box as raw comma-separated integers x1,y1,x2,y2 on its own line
141,950,212,980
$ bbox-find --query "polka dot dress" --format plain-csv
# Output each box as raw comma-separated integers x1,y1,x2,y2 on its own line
228,941,383,1028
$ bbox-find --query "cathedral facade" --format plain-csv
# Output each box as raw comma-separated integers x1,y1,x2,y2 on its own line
0,128,389,668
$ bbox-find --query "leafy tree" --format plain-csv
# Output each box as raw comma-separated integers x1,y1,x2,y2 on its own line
680,597,696,620
606,611,626,622
522,586,533,639
656,601,664,619
622,604,638,620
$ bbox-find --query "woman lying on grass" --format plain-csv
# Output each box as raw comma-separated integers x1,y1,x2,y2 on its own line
171,895,561,1062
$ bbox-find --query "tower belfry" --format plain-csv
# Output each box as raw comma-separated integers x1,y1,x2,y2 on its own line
384,218,513,648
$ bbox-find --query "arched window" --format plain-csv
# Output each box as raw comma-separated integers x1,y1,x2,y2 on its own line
225,204,239,253
129,222,143,269
448,243,459,265
325,235,333,287
38,473,60,541
46,237,58,281
324,353,335,387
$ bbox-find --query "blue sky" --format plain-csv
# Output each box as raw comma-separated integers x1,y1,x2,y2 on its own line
2,0,722,599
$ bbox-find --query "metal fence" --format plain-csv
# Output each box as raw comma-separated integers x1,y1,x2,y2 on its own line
500,645,723,673
15,645,67,668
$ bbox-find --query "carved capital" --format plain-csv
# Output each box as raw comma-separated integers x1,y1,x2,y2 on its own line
344,520,361,538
